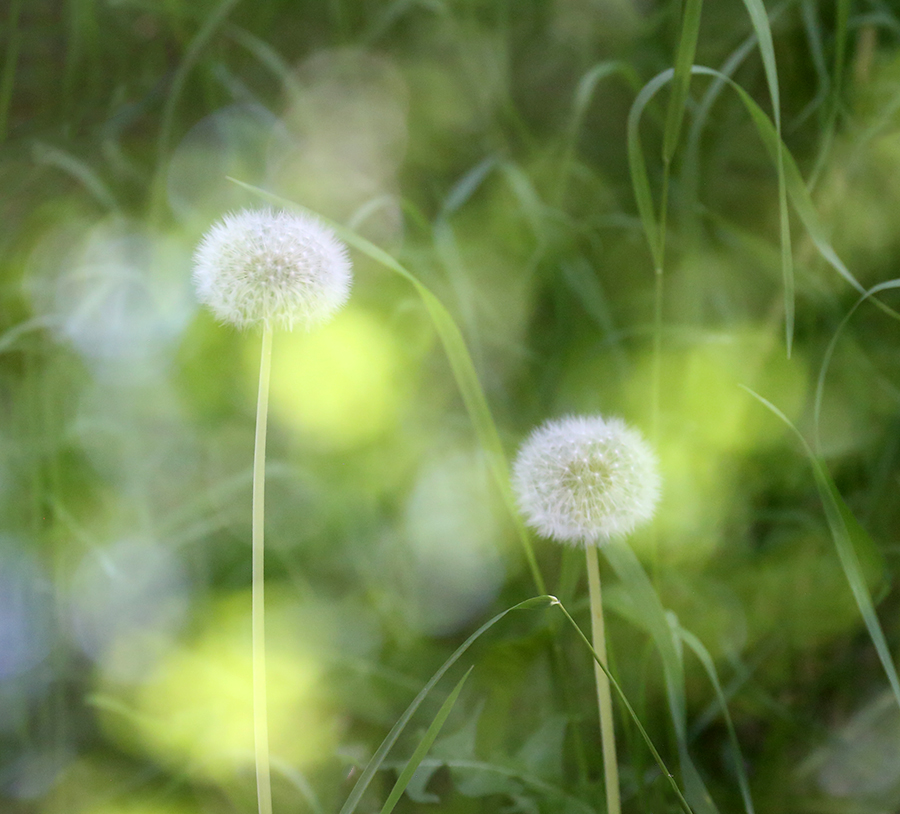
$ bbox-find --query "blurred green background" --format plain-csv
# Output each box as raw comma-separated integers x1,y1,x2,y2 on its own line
2,0,900,812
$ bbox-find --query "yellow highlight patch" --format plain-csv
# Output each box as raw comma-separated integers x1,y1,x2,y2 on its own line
266,307,403,449
98,591,335,782
623,326,809,564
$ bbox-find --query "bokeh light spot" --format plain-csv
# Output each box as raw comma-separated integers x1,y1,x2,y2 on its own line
266,307,403,449
99,591,334,782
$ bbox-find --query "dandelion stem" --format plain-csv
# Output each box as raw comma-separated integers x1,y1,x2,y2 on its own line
586,545,620,814
253,324,274,814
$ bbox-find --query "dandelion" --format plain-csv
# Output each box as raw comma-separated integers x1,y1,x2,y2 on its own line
193,207,351,330
512,414,661,544
193,207,352,814
512,413,661,814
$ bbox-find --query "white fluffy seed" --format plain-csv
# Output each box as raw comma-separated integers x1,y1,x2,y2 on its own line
192,208,352,330
512,414,661,545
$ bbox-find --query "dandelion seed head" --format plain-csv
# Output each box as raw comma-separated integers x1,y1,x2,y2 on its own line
512,414,661,545
192,208,351,330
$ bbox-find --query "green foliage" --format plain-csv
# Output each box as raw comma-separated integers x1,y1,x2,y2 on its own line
3,1,900,813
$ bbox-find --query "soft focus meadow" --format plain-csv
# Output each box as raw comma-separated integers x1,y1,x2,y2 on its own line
2,1,900,812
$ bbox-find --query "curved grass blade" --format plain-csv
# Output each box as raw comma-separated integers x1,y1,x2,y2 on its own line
550,597,694,814
557,61,640,204
678,627,755,814
223,24,304,102
412,755,599,814
741,387,900,712
663,0,704,163
814,279,900,451
228,178,547,595
681,0,792,247
151,0,243,219
0,317,56,355
378,667,473,814
338,596,554,814
32,142,118,210
601,542,719,814
687,66,852,293
572,61,642,123
627,69,675,270
688,65,899,326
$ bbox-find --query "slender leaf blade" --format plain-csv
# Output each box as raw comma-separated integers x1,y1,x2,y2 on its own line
742,387,900,712
378,668,474,814
627,69,674,269
602,541,719,814
664,0,704,162
338,596,554,814
679,627,756,814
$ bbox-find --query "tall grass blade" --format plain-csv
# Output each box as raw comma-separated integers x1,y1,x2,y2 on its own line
678,627,756,814
814,279,900,451
627,70,674,269
558,61,640,203
734,0,792,355
681,1,792,248
152,0,243,218
377,668,473,814
229,178,547,595
602,541,719,814
742,387,900,712
499,161,547,244
551,597,695,814
687,66,881,306
338,596,554,814
663,0,703,163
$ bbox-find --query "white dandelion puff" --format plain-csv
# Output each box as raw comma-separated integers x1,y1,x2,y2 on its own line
192,207,351,330
512,414,661,545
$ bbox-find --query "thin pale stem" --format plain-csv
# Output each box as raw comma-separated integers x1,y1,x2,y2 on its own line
586,545,620,814
253,324,274,814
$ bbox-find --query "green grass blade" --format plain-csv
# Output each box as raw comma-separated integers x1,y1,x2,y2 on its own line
338,596,553,814
681,1,792,248
601,541,719,814
572,61,642,122
741,387,900,712
557,60,640,203
834,0,851,97
628,69,674,269
663,0,703,163
688,66,868,300
32,142,118,210
734,0,792,354
499,161,547,243
441,156,498,216
737,0,781,129
378,667,474,814
228,178,547,595
152,0,243,218
814,279,900,451
678,627,755,814
805,0,850,185
550,597,694,814
223,24,304,102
